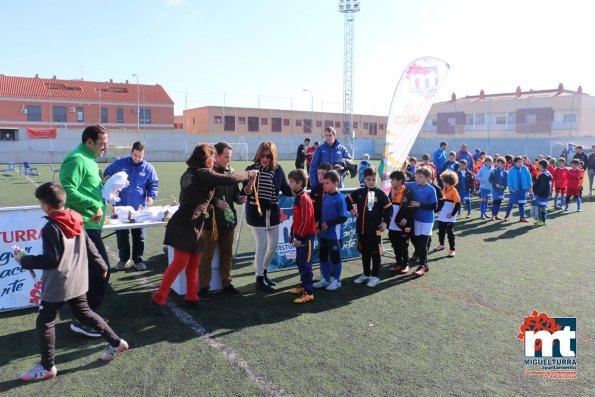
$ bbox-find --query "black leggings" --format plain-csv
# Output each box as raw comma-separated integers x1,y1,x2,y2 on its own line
38,294,120,369
437,221,455,250
85,230,111,311
388,230,409,266
414,235,430,267
358,235,381,277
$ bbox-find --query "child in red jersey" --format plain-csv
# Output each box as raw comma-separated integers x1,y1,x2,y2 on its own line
547,158,557,197
565,160,582,212
287,169,317,303
552,158,568,209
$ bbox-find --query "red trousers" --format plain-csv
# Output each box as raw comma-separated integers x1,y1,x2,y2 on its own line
152,249,200,305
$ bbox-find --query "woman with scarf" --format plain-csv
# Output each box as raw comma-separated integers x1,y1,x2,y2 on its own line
243,141,292,292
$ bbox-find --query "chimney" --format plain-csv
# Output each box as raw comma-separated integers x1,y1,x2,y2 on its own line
35,73,39,78
557,83,564,94
577,85,583,94
52,75,56,79
479,89,485,100
125,79,129,84
451,92,456,101
515,86,521,98
109,79,113,83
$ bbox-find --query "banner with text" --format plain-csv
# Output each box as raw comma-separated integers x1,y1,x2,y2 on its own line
0,207,45,312
26,128,57,139
269,194,359,271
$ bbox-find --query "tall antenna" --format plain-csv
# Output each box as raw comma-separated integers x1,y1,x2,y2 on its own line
338,0,360,155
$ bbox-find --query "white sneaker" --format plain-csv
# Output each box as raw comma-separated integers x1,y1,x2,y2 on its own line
366,277,380,287
325,280,341,291
313,279,330,289
354,275,370,284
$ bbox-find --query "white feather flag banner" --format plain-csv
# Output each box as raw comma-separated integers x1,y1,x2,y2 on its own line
381,57,450,190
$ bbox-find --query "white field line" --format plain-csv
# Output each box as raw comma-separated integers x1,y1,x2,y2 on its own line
104,246,290,397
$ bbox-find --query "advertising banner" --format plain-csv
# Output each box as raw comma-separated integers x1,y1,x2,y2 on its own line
26,128,57,139
0,206,45,312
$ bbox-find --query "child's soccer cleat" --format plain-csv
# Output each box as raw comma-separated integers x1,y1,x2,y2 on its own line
313,279,330,289
293,293,314,304
354,275,370,284
433,244,445,251
18,363,57,382
534,220,545,226
413,265,429,276
325,280,341,291
519,218,529,223
466,213,471,218
366,277,380,287
577,209,582,212
289,287,305,295
489,216,496,221
503,217,509,221
100,339,129,361
447,250,456,257
390,265,409,273
494,216,503,220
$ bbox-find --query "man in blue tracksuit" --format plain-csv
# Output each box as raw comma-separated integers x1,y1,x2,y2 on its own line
432,141,448,182
104,141,159,271
309,127,352,188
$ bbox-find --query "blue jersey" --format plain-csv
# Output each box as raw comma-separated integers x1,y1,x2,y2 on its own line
405,182,438,223
320,191,348,240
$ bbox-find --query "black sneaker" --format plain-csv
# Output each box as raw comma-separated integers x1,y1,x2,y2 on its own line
198,288,212,301
185,300,209,310
70,320,101,338
224,284,242,296
151,300,168,317
263,270,277,287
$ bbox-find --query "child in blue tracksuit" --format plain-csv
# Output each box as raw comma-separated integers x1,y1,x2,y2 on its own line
489,157,508,220
532,160,553,226
456,159,474,217
505,156,532,222
475,156,493,219
313,170,348,291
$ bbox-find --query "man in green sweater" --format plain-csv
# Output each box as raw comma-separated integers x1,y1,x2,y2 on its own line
60,124,110,337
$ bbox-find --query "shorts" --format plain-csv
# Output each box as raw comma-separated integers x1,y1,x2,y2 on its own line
492,188,505,200
566,187,580,197
509,189,527,205
480,188,492,199
555,187,567,195
535,196,549,206
413,220,434,236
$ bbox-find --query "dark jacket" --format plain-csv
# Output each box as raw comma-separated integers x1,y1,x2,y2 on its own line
20,210,107,302
346,187,392,236
204,164,243,231
533,170,553,198
573,152,589,168
489,167,508,190
456,169,475,195
243,164,292,227
588,153,595,170
310,183,324,225
164,167,249,253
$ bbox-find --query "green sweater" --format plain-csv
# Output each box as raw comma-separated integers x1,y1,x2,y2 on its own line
60,143,106,230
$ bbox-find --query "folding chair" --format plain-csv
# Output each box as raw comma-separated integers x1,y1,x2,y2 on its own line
49,163,61,180
22,162,39,177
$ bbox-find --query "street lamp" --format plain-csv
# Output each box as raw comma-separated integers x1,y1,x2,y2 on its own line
302,89,313,133
132,74,140,131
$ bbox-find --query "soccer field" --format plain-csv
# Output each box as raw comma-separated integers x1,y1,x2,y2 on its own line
0,161,593,396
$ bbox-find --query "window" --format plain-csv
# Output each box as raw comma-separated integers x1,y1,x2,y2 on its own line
525,114,537,124
316,120,322,128
335,121,341,128
140,109,151,124
248,117,259,132
379,123,384,130
238,117,246,124
101,108,108,123
0,128,18,141
77,107,85,122
261,118,268,125
192,117,195,125
283,118,290,126
495,116,506,124
507,112,516,124
116,108,123,123
26,105,41,122
271,117,282,133
563,114,577,123
324,120,333,129
369,122,378,136
53,106,67,122
474,113,485,125
303,119,312,133
363,122,369,129
465,114,473,125
224,116,235,131
296,119,302,126
353,122,359,129
214,116,222,124
447,117,456,127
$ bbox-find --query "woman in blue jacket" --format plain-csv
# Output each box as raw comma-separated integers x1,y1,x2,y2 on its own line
243,141,292,292
504,156,532,222
308,127,352,188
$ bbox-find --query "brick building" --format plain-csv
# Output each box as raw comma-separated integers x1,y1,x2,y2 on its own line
0,74,174,139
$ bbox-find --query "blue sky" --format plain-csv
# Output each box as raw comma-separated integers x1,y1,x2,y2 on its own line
1,0,593,115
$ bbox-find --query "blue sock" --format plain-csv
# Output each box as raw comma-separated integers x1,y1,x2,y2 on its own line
466,200,471,214
332,262,343,281
577,197,581,210
554,194,560,207
519,204,525,218
540,206,547,222
491,203,498,216
565,197,569,210
505,203,513,217
320,261,331,282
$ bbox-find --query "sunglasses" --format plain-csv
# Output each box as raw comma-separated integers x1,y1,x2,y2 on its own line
261,153,273,159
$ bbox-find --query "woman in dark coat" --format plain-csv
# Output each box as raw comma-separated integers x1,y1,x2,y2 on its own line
152,144,258,314
243,141,292,292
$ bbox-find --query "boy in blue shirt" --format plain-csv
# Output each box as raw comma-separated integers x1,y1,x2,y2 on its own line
475,156,493,219
489,157,508,220
406,167,438,277
313,170,348,291
505,156,532,222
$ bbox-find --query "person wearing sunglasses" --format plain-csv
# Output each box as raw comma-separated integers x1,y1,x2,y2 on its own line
243,141,292,292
